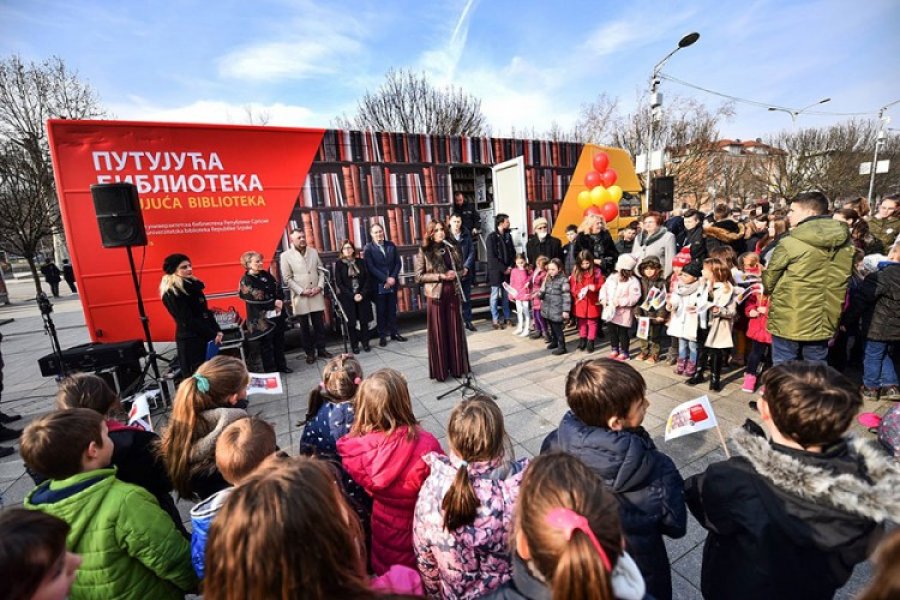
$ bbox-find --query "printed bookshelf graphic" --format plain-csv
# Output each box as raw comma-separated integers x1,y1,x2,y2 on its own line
286,130,582,313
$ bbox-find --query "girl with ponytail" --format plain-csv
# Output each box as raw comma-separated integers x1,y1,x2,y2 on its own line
159,355,249,499
414,395,527,598
482,452,648,600
299,354,372,544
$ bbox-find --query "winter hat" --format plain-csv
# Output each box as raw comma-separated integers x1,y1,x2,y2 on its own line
638,256,662,274
682,261,703,278
163,253,190,275
615,254,637,272
672,251,692,269
533,217,549,229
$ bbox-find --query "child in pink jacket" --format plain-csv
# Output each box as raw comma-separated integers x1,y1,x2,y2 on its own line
598,254,642,360
508,254,532,337
337,368,443,575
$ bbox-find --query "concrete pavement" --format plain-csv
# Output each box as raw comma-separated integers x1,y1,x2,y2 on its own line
0,276,887,599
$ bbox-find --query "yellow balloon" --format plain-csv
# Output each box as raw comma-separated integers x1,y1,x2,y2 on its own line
608,185,623,203
590,185,610,205
577,190,592,209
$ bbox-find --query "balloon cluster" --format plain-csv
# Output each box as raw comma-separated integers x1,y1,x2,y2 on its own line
577,152,621,223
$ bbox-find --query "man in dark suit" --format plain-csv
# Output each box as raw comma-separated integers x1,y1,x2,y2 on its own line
525,217,562,265
453,192,481,235
364,222,407,346
447,212,477,331
486,213,515,329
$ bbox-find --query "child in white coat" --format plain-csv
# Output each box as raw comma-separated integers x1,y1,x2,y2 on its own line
666,261,709,378
598,254,642,361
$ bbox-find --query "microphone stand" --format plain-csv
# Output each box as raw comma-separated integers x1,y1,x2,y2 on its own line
437,241,496,400
319,267,351,354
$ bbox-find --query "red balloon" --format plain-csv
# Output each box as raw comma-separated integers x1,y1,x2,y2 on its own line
600,168,618,187
592,152,610,173
584,171,603,189
600,201,619,223
584,205,603,218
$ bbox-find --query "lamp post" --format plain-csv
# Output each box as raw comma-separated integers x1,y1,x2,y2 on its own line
867,99,900,211
645,32,700,212
767,97,831,124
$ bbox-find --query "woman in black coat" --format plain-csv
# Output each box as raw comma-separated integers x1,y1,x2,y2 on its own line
238,251,290,373
575,214,619,275
160,253,222,378
333,240,375,353
676,209,707,265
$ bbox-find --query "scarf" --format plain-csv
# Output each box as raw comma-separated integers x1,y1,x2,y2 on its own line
342,257,360,278
640,228,666,248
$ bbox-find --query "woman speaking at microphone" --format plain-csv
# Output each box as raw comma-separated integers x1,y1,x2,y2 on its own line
414,221,470,382
160,253,222,379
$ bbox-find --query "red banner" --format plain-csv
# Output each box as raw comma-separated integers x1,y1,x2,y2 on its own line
47,120,324,343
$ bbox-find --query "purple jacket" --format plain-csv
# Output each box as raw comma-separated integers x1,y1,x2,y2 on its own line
413,453,528,599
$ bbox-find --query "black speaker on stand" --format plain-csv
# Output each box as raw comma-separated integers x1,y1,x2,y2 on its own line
651,176,675,213
90,183,170,404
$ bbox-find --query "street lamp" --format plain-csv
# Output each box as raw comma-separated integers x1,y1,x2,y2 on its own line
645,32,700,212
867,99,900,211
767,97,831,124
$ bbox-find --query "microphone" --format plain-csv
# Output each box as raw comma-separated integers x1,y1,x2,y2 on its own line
442,239,454,247
317,266,331,275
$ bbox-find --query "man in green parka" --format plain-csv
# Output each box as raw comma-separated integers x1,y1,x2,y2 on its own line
763,191,854,365
21,409,197,600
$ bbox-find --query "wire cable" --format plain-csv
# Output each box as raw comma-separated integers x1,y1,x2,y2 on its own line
658,73,880,117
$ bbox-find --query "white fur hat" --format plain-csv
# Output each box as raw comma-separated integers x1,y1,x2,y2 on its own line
615,254,637,272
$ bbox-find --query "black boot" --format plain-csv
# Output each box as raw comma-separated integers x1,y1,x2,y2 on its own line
587,339,595,353
552,343,568,355
709,350,723,392
577,337,587,351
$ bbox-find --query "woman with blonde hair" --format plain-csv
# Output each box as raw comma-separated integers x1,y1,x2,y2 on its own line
238,250,290,373
160,253,222,378
575,214,619,275
159,355,249,499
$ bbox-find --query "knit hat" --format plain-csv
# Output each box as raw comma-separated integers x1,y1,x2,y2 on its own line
682,261,703,278
163,253,190,275
615,254,637,272
672,251,692,268
639,256,662,273
533,217,549,229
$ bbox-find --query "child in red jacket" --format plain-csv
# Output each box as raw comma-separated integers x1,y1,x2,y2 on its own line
569,250,605,353
337,368,443,575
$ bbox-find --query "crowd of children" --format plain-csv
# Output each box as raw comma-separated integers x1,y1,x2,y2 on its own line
2,196,899,600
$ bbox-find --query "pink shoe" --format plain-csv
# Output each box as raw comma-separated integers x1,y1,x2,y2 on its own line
684,361,697,377
674,358,686,375
609,350,620,359
741,373,757,393
616,353,630,361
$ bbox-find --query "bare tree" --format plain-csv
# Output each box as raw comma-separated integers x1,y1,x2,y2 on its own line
333,68,487,136
0,55,105,294
573,93,619,145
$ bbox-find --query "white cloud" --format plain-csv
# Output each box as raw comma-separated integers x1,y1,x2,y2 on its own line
108,97,328,127
218,36,362,82
419,0,480,83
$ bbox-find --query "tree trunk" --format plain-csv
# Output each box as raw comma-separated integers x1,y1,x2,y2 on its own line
27,257,43,297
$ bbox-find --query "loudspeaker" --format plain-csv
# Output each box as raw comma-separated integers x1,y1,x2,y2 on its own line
651,176,675,212
91,183,147,247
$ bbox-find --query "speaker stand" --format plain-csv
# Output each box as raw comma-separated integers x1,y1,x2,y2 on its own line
126,246,171,405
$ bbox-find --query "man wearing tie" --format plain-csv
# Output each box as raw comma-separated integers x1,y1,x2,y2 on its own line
280,229,333,364
364,223,407,346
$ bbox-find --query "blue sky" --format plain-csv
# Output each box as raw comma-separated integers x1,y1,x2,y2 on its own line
2,0,899,141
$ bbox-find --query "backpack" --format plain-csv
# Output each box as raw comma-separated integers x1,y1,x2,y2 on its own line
878,404,900,457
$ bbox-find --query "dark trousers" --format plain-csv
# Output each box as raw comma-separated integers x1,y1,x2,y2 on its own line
343,299,374,345
746,340,769,376
374,292,399,338
47,281,60,297
64,278,76,293
297,310,326,356
177,336,208,378
547,319,566,350
252,317,288,372
609,323,632,356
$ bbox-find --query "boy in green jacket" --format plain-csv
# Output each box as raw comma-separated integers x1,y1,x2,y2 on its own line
21,408,197,600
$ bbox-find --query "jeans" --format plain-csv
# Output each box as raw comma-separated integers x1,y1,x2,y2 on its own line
771,335,828,365
745,340,769,377
678,338,698,363
609,323,631,356
461,277,473,324
863,339,898,388
490,285,511,323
